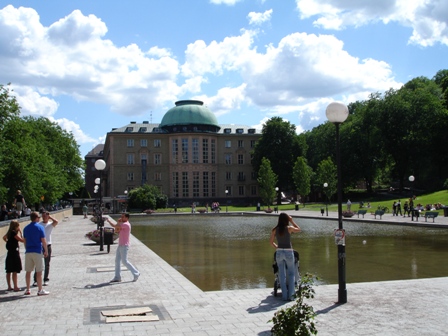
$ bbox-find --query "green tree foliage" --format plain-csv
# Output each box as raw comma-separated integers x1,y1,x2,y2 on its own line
128,184,168,211
315,157,337,202
0,84,84,206
252,117,306,193
257,158,278,208
292,157,312,205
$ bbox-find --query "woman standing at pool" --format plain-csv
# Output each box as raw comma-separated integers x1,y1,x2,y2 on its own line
270,213,301,301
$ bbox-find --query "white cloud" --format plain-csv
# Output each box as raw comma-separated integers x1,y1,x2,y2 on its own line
210,0,242,5
51,117,97,145
295,0,448,46
12,85,59,117
248,9,273,25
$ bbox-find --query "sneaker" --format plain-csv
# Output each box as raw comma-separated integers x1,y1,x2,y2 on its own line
109,279,121,283
133,273,140,282
37,289,49,296
24,289,31,295
32,282,37,287
43,282,48,286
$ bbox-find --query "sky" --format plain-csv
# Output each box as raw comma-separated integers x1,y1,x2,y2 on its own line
1,0,447,158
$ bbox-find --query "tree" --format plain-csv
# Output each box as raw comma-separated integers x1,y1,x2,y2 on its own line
292,157,312,206
315,157,337,203
257,157,278,209
252,117,306,195
128,184,168,211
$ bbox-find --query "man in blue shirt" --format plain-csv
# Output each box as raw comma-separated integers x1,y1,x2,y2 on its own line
23,212,49,296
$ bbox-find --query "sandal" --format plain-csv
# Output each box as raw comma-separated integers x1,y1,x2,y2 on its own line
24,289,31,295
7,287,13,291
13,288,21,292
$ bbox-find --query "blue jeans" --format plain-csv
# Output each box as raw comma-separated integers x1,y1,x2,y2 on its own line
114,245,139,280
276,249,296,300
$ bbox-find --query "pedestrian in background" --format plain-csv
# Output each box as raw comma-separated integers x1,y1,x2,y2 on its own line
13,190,26,218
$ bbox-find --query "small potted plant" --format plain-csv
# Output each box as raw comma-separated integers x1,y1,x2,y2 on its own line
342,210,355,218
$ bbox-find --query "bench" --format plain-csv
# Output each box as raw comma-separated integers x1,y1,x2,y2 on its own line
357,210,367,218
424,211,439,222
374,210,384,219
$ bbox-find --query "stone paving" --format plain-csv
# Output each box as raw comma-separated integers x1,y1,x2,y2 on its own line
0,210,447,335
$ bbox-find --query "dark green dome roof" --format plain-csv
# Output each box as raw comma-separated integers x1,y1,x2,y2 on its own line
160,100,220,133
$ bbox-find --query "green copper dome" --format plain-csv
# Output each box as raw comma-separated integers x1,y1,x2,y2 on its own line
160,100,220,133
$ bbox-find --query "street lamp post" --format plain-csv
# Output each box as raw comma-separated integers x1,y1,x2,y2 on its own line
275,187,279,213
225,189,229,213
409,175,415,220
326,101,349,304
323,183,329,216
124,190,128,212
94,159,106,252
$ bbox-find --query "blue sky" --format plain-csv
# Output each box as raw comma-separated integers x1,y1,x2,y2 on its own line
1,0,447,158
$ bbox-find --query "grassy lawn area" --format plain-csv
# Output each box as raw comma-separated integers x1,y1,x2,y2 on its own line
150,190,448,214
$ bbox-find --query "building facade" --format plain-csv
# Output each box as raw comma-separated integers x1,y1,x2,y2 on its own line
93,100,262,208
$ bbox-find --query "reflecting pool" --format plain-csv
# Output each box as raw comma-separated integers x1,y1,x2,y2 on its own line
131,215,448,291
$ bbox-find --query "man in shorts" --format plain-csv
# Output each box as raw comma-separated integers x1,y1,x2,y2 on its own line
23,212,49,296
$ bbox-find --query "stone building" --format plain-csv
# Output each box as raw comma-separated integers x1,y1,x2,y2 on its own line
90,100,262,209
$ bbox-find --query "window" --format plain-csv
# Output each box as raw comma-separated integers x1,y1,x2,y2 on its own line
172,139,178,163
224,128,231,134
239,185,245,196
154,172,161,181
238,172,245,181
127,139,134,147
238,154,244,165
154,139,161,148
127,154,134,165
238,140,244,148
140,139,147,147
236,128,243,134
250,140,256,148
211,139,216,164
192,138,199,163
182,172,189,197
172,172,179,197
225,154,232,165
125,127,133,132
251,171,257,180
202,139,209,163
203,172,209,197
226,172,232,180
225,186,232,196
141,154,147,161
211,172,216,197
193,172,199,197
154,153,161,165
139,127,147,133
127,172,134,181
182,138,188,163
225,140,231,148
251,185,257,195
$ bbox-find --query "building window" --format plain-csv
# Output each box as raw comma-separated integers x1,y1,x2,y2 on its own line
127,139,134,147
239,185,245,196
211,172,216,197
238,154,244,165
238,140,244,148
127,154,134,165
202,139,209,163
127,172,134,181
250,140,256,148
140,139,147,147
154,172,161,181
251,185,257,195
141,154,147,161
154,139,161,148
192,138,199,163
225,140,231,148
203,172,209,197
225,154,232,165
172,139,178,163
211,139,216,164
225,186,232,196
172,172,179,197
251,171,257,180
154,153,161,165
238,172,245,181
182,138,188,163
226,172,232,180
193,172,199,197
182,172,189,197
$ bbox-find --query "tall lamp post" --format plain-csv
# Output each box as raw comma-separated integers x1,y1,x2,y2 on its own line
124,190,128,212
94,159,106,252
225,189,229,213
326,101,349,304
409,175,415,220
323,183,329,216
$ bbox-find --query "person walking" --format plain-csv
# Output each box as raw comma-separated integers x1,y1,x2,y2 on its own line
33,211,59,286
82,204,88,219
3,220,24,291
23,212,49,296
396,200,402,216
106,213,140,282
346,199,352,211
269,213,301,301
13,190,26,218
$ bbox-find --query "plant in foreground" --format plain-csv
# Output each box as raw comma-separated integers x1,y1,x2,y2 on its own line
269,273,318,336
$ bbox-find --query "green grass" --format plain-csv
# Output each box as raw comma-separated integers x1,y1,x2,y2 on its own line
151,190,448,214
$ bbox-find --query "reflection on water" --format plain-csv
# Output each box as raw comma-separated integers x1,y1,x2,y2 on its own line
131,215,448,291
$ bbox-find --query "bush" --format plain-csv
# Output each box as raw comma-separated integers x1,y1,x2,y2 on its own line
269,273,318,336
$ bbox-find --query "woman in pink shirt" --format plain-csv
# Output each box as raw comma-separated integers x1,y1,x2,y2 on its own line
106,213,140,282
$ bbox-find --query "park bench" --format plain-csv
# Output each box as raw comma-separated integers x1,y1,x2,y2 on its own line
357,209,367,218
424,211,439,222
374,210,384,219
